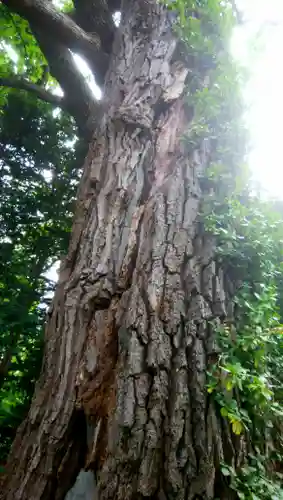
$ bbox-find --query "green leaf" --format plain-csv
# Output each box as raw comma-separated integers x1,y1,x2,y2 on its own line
232,420,243,435
220,407,228,417
221,467,231,477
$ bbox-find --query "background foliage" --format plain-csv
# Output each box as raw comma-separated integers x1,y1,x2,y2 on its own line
0,89,85,460
170,0,283,496
0,0,86,464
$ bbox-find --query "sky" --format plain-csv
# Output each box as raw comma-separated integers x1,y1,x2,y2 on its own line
232,0,283,199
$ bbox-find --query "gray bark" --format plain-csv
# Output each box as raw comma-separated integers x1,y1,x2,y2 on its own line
1,2,239,499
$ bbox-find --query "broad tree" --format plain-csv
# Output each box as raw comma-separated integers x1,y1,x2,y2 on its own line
1,1,282,499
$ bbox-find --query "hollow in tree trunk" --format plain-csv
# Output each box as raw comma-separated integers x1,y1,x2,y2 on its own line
1,2,240,499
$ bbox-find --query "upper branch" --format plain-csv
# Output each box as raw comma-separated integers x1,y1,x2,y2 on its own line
71,0,118,84
2,0,116,138
30,27,100,139
0,75,64,107
3,0,101,53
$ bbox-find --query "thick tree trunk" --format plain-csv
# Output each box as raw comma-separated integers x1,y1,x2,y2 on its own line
1,2,239,499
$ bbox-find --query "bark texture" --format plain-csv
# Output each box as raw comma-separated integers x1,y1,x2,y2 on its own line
1,2,240,499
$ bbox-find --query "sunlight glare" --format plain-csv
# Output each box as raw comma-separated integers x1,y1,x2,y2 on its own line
233,0,283,199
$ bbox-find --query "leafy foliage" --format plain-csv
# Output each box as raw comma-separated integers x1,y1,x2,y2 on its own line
0,0,85,465
205,199,283,497
0,3,49,108
169,0,283,496
221,455,283,500
0,4,46,75
0,89,85,461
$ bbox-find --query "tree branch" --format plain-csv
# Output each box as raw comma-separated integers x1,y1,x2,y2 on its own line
3,0,101,53
71,0,117,84
29,27,100,138
0,76,64,107
73,0,115,49
3,0,107,138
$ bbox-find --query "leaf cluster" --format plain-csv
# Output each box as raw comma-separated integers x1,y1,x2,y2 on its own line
0,90,86,461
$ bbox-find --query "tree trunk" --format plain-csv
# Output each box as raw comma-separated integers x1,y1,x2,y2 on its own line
1,2,239,499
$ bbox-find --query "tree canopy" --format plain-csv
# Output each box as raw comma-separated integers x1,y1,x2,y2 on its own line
0,89,87,461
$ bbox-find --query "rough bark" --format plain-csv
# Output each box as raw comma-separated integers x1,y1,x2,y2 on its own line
1,2,240,499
